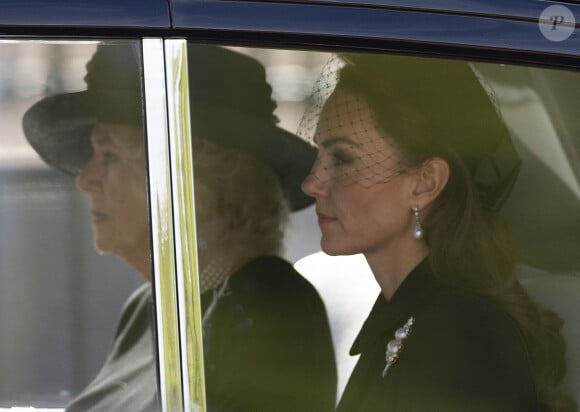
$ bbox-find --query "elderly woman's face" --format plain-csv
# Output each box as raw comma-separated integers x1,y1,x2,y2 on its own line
76,123,149,263
301,89,419,257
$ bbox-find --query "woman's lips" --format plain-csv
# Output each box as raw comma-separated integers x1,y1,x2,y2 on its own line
317,212,337,225
91,210,108,223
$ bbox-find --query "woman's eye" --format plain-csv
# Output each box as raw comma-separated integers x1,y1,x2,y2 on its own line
101,151,119,166
332,150,353,166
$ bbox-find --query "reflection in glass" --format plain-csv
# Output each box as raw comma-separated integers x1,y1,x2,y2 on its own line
1,41,152,410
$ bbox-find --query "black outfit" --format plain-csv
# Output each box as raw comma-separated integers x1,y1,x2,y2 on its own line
66,256,337,412
337,259,539,412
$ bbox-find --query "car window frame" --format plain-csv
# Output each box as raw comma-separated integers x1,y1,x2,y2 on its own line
1,3,579,410
143,38,206,412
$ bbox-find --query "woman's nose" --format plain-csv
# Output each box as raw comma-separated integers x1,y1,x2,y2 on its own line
76,156,100,193
301,162,328,199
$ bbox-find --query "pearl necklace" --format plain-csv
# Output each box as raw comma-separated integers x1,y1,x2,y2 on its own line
382,316,415,378
200,260,231,293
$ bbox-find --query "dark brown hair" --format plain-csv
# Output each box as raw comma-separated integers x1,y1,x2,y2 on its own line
337,52,575,411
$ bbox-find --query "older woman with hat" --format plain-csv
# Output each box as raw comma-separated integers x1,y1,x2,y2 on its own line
300,53,575,411
23,43,336,412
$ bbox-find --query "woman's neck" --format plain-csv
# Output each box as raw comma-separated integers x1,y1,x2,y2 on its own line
365,240,429,301
122,245,152,282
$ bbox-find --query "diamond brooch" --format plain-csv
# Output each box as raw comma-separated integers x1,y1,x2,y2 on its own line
382,316,415,378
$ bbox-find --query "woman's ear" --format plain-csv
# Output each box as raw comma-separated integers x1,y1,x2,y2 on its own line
411,157,450,208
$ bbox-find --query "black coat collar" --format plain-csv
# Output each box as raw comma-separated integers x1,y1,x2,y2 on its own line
350,258,437,356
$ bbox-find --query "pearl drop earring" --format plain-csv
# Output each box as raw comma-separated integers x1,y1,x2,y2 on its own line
412,207,423,239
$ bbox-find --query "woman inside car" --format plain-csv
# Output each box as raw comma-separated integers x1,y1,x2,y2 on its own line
23,43,337,412
300,53,575,411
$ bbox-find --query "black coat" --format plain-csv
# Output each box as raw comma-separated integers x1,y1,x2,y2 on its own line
337,260,539,412
66,256,337,411
203,256,337,412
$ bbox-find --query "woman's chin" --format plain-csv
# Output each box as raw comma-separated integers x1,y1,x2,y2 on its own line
321,239,356,257
94,243,114,256
93,235,117,256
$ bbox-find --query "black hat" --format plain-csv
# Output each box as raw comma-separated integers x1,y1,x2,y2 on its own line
22,43,315,211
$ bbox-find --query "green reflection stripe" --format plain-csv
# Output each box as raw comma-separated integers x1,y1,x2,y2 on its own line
165,39,206,412
143,38,184,412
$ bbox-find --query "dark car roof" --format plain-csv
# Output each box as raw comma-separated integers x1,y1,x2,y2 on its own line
0,0,170,30
0,0,578,67
0,0,576,26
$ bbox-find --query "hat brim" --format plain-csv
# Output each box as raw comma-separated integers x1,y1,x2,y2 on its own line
23,92,316,211
23,91,95,176
191,102,316,211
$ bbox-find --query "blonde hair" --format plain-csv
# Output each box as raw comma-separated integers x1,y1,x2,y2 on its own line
192,139,289,271
91,123,147,200
92,123,145,159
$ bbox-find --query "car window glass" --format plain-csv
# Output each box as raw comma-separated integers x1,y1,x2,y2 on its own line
2,38,579,410
0,40,152,410
188,45,580,407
